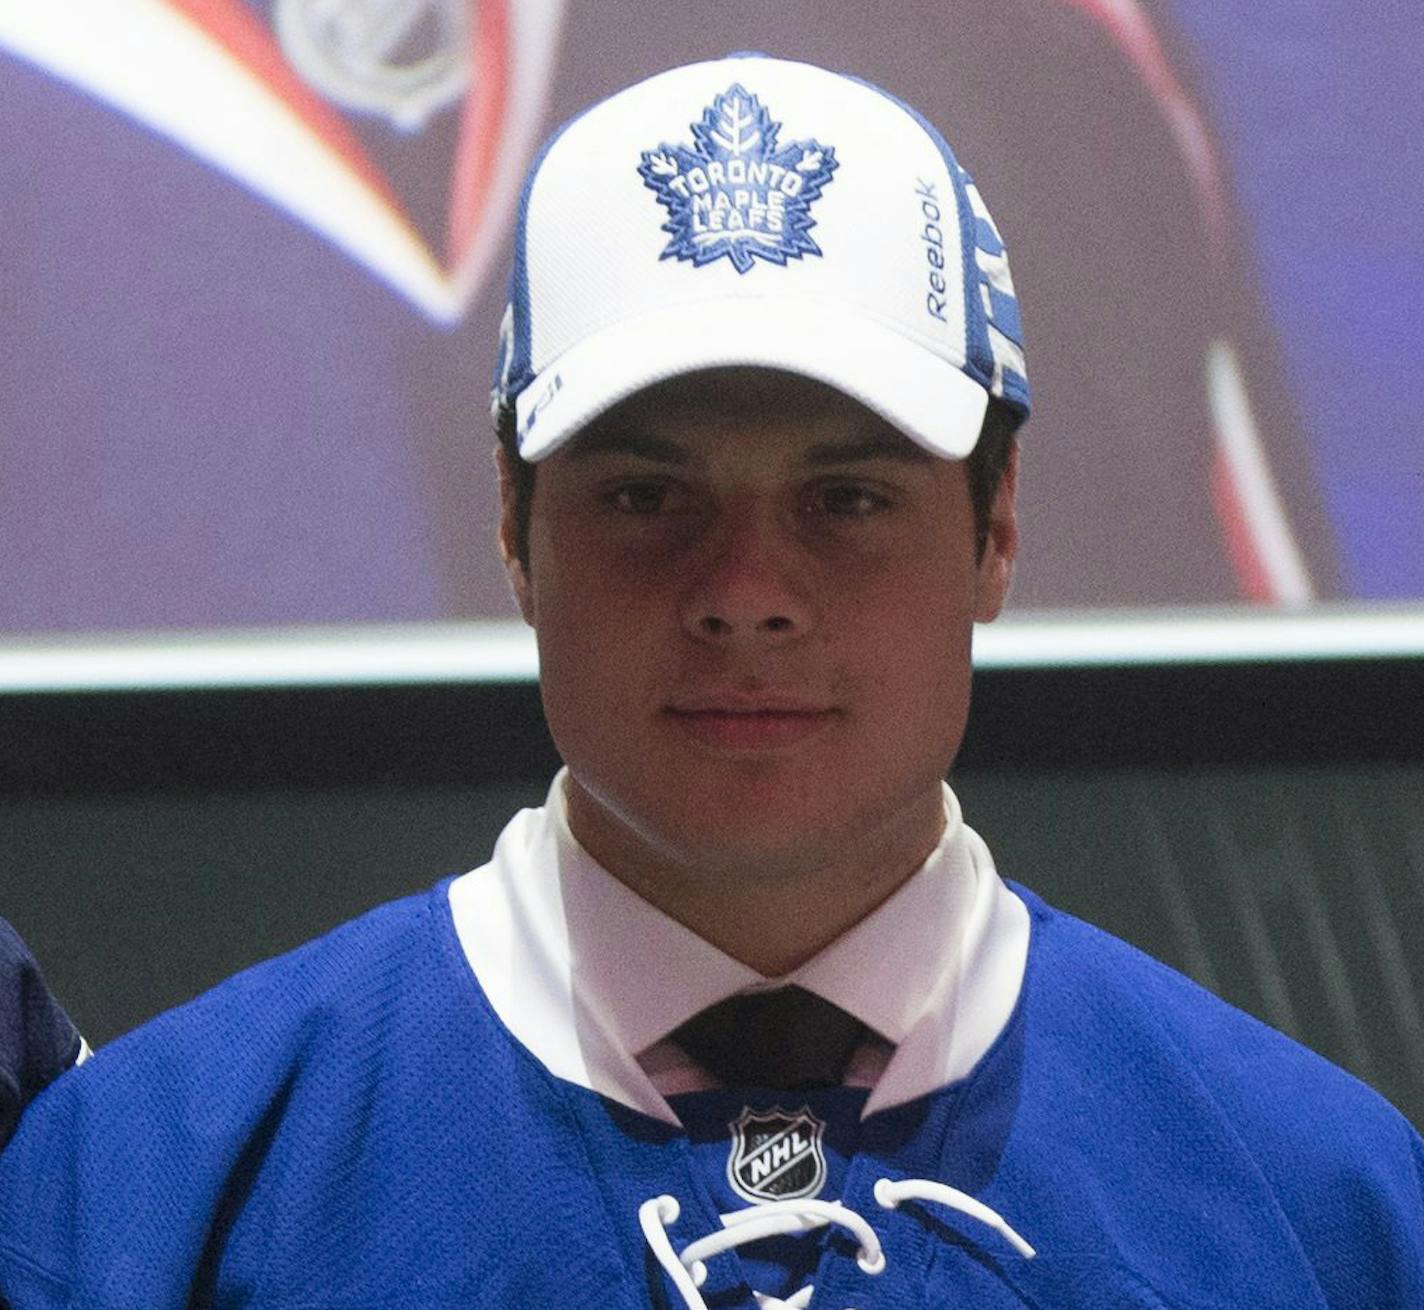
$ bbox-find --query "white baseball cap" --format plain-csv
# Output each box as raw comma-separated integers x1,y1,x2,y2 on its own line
492,52,1029,461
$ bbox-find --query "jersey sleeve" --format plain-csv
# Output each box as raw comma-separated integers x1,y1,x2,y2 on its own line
0,917,84,1151
0,889,444,1308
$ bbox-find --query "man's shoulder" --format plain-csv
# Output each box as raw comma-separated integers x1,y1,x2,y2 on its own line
19,879,468,1123
194,879,453,1002
1014,884,1420,1161
0,879,548,1306
997,887,1424,1303
127,880,461,1057
0,879,487,1190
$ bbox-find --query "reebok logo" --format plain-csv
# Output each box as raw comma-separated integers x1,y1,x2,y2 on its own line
916,178,949,323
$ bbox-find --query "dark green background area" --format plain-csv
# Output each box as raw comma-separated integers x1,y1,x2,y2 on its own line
4,661,1422,1126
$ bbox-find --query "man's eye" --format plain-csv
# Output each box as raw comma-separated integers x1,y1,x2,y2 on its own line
607,481,671,514
815,483,890,517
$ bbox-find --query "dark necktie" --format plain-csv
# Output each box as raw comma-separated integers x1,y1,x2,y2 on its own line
668,985,870,1090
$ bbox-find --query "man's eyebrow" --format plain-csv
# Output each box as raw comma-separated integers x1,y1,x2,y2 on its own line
564,430,691,464
803,434,936,465
563,429,935,466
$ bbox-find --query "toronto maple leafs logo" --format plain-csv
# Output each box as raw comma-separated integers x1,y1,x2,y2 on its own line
638,84,838,274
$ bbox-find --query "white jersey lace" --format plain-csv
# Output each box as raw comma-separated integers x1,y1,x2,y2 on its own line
638,1178,1035,1309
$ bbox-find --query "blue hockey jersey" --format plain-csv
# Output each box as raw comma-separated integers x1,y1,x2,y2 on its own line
0,878,1419,1308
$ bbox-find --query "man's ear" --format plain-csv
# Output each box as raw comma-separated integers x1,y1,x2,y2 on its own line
495,445,536,626
974,441,1019,623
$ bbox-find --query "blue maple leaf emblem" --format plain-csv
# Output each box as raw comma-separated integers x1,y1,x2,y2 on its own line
638,84,838,274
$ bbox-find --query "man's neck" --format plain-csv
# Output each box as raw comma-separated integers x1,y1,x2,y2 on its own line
563,779,946,975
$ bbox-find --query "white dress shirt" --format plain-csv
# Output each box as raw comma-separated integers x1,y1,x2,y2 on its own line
449,770,1030,1125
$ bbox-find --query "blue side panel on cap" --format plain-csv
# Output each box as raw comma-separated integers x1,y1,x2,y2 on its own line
975,214,1004,257
943,158,996,393
989,286,1024,344
955,159,1030,415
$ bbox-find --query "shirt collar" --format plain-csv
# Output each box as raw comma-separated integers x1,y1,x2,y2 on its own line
541,772,765,1057
784,791,976,1047
448,769,1029,1124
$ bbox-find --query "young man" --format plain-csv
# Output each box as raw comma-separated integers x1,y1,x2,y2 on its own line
1,53,1420,1310
0,919,85,1152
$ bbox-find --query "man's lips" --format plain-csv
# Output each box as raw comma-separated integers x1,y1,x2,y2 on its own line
662,699,840,750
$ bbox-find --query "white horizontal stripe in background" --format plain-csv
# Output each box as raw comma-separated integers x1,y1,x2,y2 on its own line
0,609,1420,692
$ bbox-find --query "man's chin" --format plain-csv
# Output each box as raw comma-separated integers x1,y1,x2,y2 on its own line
632,793,885,884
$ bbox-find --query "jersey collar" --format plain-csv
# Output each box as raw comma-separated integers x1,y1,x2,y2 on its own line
448,770,1029,1124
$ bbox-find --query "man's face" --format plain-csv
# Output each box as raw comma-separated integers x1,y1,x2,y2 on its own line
500,370,1017,891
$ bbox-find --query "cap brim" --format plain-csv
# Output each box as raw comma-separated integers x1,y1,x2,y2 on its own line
513,297,989,462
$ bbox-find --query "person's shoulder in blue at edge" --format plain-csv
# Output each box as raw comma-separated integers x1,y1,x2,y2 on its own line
1,52,1420,1310
0,917,86,1153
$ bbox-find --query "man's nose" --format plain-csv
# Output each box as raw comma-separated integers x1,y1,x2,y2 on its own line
678,506,814,643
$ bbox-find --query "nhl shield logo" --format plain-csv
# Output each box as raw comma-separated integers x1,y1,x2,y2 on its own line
726,1106,828,1204
638,84,838,274
274,0,471,133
